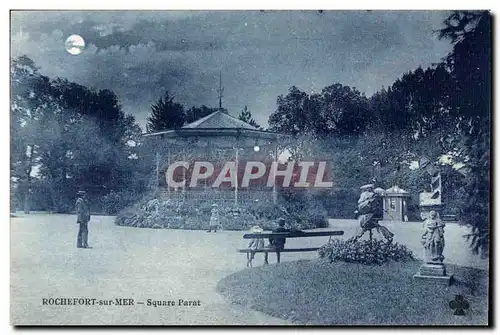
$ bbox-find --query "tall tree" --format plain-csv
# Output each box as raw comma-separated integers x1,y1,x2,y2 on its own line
11,56,144,213
369,65,454,141
317,84,371,136
269,84,371,137
438,10,491,256
146,91,185,132
238,105,261,129
268,86,318,135
10,56,55,212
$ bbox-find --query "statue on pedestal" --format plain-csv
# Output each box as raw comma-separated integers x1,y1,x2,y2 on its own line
421,210,445,263
413,209,452,284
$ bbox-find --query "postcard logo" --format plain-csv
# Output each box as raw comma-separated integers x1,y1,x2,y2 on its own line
163,160,333,189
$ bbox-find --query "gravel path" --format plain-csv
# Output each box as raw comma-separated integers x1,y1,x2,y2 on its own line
10,214,487,325
11,214,293,325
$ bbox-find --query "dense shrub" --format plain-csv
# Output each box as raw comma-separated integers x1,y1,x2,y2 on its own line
318,238,415,265
100,190,141,215
115,191,329,230
249,200,284,220
279,190,329,228
115,198,266,230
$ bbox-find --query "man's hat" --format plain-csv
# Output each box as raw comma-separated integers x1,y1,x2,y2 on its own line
212,203,218,207
77,190,86,195
360,184,374,191
277,217,286,224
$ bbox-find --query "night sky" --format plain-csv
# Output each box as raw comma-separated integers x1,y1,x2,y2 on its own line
11,10,453,129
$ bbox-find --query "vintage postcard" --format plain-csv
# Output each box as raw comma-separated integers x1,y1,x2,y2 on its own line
10,10,491,325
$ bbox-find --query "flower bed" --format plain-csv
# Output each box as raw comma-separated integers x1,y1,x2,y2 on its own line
115,196,327,231
318,238,415,265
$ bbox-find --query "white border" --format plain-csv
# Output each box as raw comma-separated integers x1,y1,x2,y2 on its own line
2,1,498,334
3,0,500,10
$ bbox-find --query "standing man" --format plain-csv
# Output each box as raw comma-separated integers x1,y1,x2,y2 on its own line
75,190,91,248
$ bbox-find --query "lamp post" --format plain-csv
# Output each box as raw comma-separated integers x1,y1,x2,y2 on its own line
233,143,263,206
272,142,278,204
155,151,160,192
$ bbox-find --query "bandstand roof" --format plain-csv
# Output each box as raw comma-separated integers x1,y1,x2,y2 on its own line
183,110,258,130
143,110,283,141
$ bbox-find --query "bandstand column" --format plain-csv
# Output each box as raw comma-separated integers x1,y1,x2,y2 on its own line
166,145,170,195
182,149,186,196
234,146,239,207
272,142,278,204
155,151,160,192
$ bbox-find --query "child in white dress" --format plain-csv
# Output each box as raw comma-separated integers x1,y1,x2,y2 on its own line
247,225,266,267
207,203,220,232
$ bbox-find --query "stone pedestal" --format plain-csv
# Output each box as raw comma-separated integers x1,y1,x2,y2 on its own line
413,263,453,285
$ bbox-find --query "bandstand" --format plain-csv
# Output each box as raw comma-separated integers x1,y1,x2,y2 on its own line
143,110,284,205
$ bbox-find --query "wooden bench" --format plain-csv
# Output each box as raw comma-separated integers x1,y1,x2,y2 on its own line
238,230,344,267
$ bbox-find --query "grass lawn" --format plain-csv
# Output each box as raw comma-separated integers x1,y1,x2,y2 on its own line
216,259,489,325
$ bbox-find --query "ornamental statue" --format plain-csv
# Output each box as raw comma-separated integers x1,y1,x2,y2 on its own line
421,210,445,263
354,183,394,242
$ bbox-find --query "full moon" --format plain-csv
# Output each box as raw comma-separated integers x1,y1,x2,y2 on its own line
65,35,85,55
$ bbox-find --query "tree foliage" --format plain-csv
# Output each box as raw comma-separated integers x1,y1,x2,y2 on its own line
266,11,491,255
238,105,261,129
268,86,316,135
146,91,185,132
11,56,144,213
10,56,51,212
439,11,491,256
269,84,372,137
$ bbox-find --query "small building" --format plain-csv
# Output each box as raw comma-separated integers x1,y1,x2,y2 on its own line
382,185,410,222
